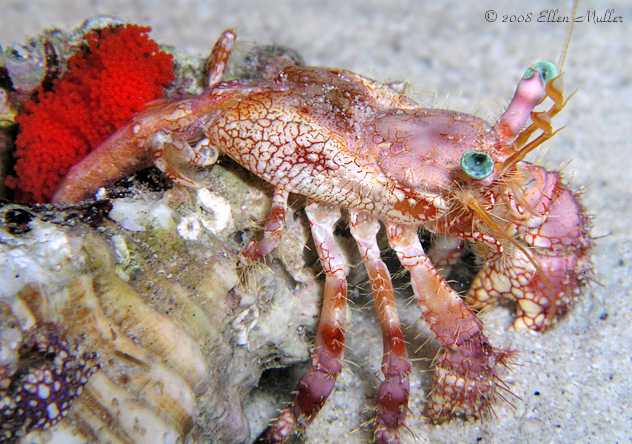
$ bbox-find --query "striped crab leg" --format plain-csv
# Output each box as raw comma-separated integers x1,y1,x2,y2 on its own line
349,211,411,444
239,188,289,266
386,224,509,421
256,201,347,443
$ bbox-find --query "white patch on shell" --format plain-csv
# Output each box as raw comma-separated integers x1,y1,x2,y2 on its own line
152,129,173,146
37,383,51,400
488,270,512,294
177,215,202,240
0,328,22,369
148,203,177,230
197,188,233,235
95,188,108,200
531,234,553,249
392,188,406,202
431,195,449,211
47,402,60,420
231,305,259,350
109,200,148,232
0,220,81,300
109,199,176,232
111,235,130,265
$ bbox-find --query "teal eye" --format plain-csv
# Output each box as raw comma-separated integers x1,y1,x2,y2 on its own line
523,61,558,84
461,151,494,179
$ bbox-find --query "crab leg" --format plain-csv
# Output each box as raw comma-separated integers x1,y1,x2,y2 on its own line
240,188,289,266
426,235,464,277
386,224,507,421
349,212,411,444
152,132,220,187
256,202,347,443
206,29,236,87
152,29,237,185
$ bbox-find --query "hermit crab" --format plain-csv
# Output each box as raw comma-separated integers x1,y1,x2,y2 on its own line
39,23,592,444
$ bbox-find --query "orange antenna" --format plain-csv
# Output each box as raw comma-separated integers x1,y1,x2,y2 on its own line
558,0,579,74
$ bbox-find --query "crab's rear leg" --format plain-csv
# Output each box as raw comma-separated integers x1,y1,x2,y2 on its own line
256,202,347,443
386,224,509,421
239,188,289,266
349,212,411,444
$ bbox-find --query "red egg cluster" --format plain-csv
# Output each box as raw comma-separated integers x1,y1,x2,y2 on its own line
6,24,174,202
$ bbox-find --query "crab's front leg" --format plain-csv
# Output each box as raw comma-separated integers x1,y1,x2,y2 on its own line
386,224,509,421
349,212,411,444
256,201,347,443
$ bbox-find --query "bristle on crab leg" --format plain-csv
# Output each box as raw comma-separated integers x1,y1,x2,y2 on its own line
386,224,508,421
256,202,347,443
239,188,289,266
349,212,411,444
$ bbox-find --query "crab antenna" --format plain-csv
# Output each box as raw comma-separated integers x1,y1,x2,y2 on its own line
558,0,579,74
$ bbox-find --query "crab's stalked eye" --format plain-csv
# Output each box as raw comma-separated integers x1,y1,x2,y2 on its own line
523,61,558,84
461,150,494,179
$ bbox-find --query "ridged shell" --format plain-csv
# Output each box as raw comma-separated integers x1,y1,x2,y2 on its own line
0,155,321,444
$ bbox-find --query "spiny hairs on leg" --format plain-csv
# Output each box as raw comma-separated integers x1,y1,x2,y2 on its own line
424,333,512,422
239,188,289,267
386,223,511,424
349,211,411,444
256,202,348,443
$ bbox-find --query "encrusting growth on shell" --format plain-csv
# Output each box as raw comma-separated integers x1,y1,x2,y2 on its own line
0,321,99,441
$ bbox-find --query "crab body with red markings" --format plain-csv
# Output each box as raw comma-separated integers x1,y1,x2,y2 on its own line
51,30,592,444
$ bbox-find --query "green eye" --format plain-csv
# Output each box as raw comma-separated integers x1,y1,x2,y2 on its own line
461,151,494,179
523,61,558,84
